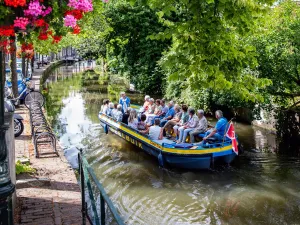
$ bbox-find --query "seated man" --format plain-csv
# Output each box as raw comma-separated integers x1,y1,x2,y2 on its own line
111,103,118,119
157,99,168,118
122,108,131,125
149,118,162,140
203,110,228,143
159,101,175,127
159,104,181,139
114,104,123,122
189,109,208,143
177,108,199,143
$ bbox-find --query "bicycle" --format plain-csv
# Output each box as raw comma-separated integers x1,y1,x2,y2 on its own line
5,79,45,110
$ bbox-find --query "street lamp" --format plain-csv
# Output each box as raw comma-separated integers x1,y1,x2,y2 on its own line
0,50,15,224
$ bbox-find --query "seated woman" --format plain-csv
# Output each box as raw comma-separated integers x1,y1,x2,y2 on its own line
114,104,123,122
128,110,139,129
173,104,189,137
122,108,131,124
189,109,208,143
137,114,149,134
100,99,110,115
146,99,162,125
107,102,114,117
145,98,155,115
142,95,151,112
177,108,199,143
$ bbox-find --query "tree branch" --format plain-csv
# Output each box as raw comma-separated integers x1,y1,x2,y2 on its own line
288,100,300,109
272,92,300,97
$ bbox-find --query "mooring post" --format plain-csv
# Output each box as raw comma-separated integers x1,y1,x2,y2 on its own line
100,193,105,225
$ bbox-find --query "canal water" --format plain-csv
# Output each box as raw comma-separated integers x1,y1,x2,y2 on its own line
43,63,300,225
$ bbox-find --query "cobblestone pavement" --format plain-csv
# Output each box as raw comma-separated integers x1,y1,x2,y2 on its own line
15,73,83,224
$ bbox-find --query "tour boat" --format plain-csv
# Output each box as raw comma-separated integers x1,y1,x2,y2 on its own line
98,113,237,169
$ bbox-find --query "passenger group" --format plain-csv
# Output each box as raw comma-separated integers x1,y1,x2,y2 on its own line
100,92,228,144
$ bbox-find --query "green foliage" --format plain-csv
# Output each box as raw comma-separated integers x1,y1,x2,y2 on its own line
252,0,300,108
16,160,35,175
147,0,274,103
104,0,170,94
71,1,109,59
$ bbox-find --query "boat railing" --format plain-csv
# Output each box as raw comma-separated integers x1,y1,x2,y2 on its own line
78,151,125,225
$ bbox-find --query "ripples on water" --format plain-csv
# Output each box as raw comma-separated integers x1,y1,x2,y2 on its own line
46,66,300,225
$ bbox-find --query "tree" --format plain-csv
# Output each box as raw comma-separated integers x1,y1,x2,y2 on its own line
253,0,300,109
104,0,170,94
145,0,274,102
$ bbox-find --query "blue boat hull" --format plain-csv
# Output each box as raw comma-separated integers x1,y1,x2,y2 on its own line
99,115,237,170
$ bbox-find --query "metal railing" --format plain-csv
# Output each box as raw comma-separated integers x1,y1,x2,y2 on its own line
78,151,125,225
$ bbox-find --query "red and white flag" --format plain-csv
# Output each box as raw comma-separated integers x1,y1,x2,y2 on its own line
226,122,238,155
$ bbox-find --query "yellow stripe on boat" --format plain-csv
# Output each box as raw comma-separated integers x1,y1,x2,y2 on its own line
99,114,232,155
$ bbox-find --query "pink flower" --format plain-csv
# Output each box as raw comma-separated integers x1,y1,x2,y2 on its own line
14,17,29,30
24,0,43,17
103,0,109,3
42,7,52,17
64,15,77,28
24,1,53,17
68,0,93,12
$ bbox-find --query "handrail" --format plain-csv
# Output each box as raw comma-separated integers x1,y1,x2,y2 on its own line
78,151,125,225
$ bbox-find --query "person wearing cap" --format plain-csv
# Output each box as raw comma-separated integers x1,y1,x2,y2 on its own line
177,108,199,143
189,110,208,143
119,92,130,113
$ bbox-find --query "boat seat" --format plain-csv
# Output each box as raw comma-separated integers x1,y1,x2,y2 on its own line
153,138,174,145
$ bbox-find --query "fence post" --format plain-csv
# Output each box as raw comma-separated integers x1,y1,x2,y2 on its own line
79,150,86,225
100,193,105,225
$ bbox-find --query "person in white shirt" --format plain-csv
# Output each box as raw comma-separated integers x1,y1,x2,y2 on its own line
100,99,109,115
114,104,123,122
189,110,208,143
177,108,199,143
111,103,118,119
149,118,162,140
107,102,114,117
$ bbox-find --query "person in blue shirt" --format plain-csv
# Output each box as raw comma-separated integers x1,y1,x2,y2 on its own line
119,92,130,113
203,110,228,143
159,101,176,127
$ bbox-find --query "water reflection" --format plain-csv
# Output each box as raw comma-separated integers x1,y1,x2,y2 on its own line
44,64,300,225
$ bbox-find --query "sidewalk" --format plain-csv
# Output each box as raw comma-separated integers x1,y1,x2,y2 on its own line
14,62,83,225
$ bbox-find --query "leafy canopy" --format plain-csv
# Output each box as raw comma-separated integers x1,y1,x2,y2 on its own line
145,0,274,103
253,0,300,108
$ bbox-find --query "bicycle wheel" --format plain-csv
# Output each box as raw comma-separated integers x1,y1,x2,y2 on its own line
24,91,45,109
